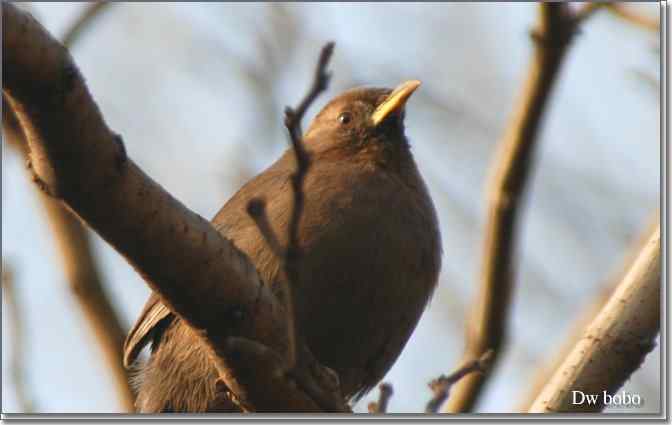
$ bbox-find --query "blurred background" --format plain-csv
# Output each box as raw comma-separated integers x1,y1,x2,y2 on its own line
2,2,660,414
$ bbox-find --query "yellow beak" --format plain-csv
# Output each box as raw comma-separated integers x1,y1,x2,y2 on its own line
370,80,421,126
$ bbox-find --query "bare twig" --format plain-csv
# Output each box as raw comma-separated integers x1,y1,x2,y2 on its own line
2,4,345,411
427,350,493,414
606,3,659,32
246,198,285,257
281,41,334,368
284,42,335,147
573,2,606,25
529,225,661,412
283,41,334,263
62,2,111,47
444,4,581,412
572,2,659,32
518,213,660,411
368,383,393,414
246,41,334,369
2,264,36,413
244,43,344,409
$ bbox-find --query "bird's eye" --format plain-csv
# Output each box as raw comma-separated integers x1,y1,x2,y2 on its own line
338,112,352,125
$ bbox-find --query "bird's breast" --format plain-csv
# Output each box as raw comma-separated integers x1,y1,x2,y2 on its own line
285,160,442,396
216,156,442,399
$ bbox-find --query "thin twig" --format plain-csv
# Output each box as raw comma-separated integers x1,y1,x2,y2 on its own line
62,2,111,47
573,2,659,32
426,350,493,414
273,41,334,369
283,41,334,258
368,383,394,413
284,42,335,148
606,3,659,32
2,263,36,413
245,41,334,368
444,4,582,412
246,198,285,258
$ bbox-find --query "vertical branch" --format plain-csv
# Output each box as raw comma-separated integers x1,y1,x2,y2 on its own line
445,3,580,412
529,225,661,412
248,42,334,369
367,383,393,414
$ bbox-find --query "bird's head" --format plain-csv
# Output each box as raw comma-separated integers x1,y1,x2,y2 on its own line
303,80,421,156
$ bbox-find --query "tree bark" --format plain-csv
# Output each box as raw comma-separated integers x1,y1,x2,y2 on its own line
517,213,660,411
528,225,661,412
445,3,578,412
2,4,344,412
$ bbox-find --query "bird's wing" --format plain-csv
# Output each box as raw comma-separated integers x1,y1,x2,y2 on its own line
123,292,173,368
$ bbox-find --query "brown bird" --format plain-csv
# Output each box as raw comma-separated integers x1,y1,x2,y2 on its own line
124,80,442,412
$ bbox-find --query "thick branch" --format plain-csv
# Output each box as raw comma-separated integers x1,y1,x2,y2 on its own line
518,213,660,411
2,4,344,411
3,24,135,412
444,3,579,412
40,194,135,410
528,225,661,412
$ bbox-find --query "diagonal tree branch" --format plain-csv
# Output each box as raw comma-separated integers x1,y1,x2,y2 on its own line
4,88,135,414
605,3,660,32
246,42,334,370
2,4,345,412
444,3,584,412
528,224,661,412
62,2,112,47
427,350,493,414
517,213,660,411
3,3,132,410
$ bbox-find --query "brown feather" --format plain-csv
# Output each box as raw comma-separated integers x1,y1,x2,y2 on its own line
127,86,442,411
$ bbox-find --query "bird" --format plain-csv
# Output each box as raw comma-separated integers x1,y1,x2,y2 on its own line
123,80,442,413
